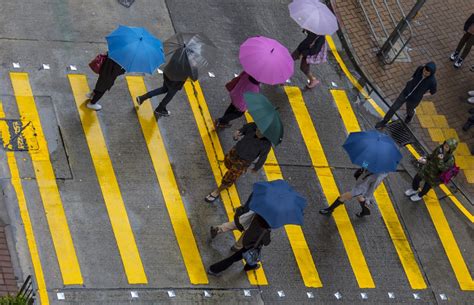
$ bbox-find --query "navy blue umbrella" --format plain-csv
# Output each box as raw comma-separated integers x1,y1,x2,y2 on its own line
248,180,307,229
343,130,402,173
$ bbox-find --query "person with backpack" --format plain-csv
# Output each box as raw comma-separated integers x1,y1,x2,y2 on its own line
375,62,437,128
292,29,326,89
214,71,261,130
319,168,388,217
405,138,458,202
207,214,271,275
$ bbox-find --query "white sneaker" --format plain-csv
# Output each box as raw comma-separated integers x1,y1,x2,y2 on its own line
85,91,94,99
468,91,474,97
86,102,102,111
468,97,474,104
410,194,423,202
449,51,459,61
405,189,418,196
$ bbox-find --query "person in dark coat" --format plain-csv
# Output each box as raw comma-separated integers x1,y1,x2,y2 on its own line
86,55,125,111
207,214,271,275
292,29,325,89
450,14,474,68
204,123,272,203
135,72,185,117
375,62,437,129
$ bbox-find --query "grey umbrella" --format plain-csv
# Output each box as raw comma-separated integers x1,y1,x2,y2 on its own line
163,33,217,81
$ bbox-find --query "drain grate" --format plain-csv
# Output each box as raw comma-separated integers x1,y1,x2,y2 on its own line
385,120,416,146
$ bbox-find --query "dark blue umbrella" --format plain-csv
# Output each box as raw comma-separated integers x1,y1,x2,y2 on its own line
106,25,165,74
343,130,402,173
248,180,307,229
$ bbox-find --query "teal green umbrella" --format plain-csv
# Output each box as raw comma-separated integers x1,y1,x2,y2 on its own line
244,92,283,145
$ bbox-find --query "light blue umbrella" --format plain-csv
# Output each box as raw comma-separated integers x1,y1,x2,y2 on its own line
106,25,165,74
248,180,307,229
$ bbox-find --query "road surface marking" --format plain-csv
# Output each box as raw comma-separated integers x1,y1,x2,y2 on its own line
0,103,49,304
68,74,147,284
326,35,473,223
285,86,375,288
331,89,427,289
10,72,83,285
184,80,268,285
125,76,208,284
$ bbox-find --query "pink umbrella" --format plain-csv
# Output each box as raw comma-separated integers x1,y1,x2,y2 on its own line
239,36,294,85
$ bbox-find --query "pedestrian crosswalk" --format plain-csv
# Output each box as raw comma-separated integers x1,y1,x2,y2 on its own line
1,71,473,305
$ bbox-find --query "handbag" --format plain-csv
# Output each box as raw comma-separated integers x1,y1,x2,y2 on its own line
242,229,269,266
439,163,460,184
89,53,107,74
225,73,243,92
306,41,328,65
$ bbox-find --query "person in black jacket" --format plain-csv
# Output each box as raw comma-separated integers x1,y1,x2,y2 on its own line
86,55,125,111
450,14,474,68
135,72,185,117
375,62,437,129
292,29,325,89
207,214,271,275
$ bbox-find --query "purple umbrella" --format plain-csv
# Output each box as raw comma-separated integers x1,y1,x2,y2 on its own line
239,36,294,85
289,0,339,35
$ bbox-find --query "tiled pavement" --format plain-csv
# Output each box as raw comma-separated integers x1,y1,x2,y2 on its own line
331,0,474,194
0,225,17,296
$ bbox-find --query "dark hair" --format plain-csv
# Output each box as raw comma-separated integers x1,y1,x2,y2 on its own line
249,75,260,85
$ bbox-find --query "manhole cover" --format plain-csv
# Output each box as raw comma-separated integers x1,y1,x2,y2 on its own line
385,120,416,146
118,0,135,8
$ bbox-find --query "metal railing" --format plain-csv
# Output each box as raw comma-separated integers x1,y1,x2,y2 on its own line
17,275,36,305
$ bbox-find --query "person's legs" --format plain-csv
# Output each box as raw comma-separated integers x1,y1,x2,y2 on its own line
217,104,245,126
459,34,474,60
90,90,105,104
463,115,474,131
418,182,432,197
319,191,351,215
208,249,245,274
355,197,371,217
376,94,406,127
411,173,422,191
405,103,417,124
156,87,179,113
140,86,168,101
454,32,471,54
300,58,319,88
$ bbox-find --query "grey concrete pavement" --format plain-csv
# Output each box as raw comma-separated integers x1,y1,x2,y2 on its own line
0,0,472,304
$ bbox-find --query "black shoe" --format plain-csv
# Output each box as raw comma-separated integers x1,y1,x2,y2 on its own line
469,108,474,114
207,267,220,276
154,109,171,117
375,120,387,129
210,226,218,239
136,96,145,106
463,120,474,131
404,116,413,124
356,205,371,218
319,208,333,215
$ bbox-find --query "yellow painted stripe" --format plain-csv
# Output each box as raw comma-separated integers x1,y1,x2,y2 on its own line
244,113,322,287
10,72,83,285
327,35,474,223
0,104,49,304
125,76,208,284
424,191,474,290
285,86,375,288
330,89,426,289
67,74,147,284
184,80,268,285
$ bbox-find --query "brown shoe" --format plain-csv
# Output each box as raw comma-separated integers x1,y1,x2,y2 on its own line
306,78,320,89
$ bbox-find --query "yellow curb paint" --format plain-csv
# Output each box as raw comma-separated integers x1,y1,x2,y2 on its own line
326,37,474,223
285,86,375,288
244,113,322,288
184,80,268,285
330,89,426,289
0,103,49,304
125,76,208,284
10,72,83,285
68,74,147,284
423,191,474,290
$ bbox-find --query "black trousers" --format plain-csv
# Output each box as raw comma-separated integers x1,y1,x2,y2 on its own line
218,104,245,125
381,94,417,123
412,173,432,197
141,85,179,111
209,248,257,273
90,90,105,104
455,32,473,59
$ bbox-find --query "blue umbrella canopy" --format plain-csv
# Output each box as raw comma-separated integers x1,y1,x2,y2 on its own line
106,25,165,74
248,180,307,229
342,130,402,173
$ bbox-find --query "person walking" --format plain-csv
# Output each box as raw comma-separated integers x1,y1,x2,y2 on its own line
86,55,125,111
319,168,388,217
207,214,271,275
405,139,458,202
450,13,474,68
292,29,325,89
375,62,437,129
135,71,186,117
205,122,272,203
215,71,261,129
462,91,474,131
